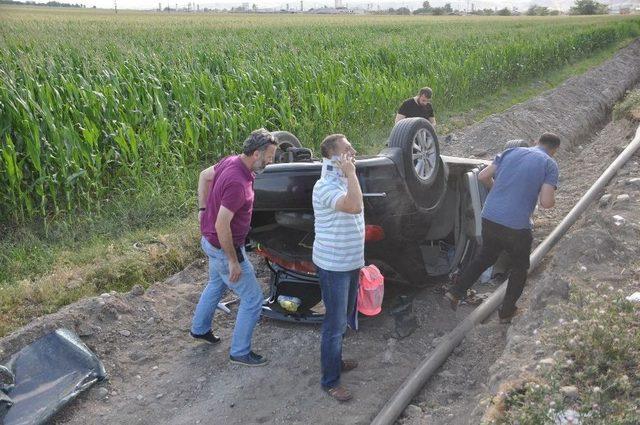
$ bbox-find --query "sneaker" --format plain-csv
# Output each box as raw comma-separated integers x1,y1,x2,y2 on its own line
444,292,460,311
190,330,220,344
230,352,268,367
249,351,264,361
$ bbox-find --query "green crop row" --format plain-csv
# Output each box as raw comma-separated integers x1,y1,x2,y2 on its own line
1,10,639,225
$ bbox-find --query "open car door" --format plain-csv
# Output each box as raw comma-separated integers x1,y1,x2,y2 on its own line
464,167,489,244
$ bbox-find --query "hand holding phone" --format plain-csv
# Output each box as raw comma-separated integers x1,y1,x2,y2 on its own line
337,153,356,177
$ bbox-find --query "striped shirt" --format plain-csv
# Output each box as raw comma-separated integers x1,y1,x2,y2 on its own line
312,174,365,272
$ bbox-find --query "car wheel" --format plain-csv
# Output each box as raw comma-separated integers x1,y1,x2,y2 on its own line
271,131,303,163
388,118,446,211
503,139,529,149
271,130,302,149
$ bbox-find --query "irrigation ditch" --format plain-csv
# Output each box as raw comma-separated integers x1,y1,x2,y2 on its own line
0,39,640,425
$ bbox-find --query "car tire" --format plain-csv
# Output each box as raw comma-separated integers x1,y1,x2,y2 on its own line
388,118,446,211
271,131,302,149
503,139,529,149
271,131,303,164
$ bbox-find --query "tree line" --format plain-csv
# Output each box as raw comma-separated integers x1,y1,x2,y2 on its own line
376,0,609,16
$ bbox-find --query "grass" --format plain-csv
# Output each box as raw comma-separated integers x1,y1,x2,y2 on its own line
0,168,198,284
0,161,203,336
496,287,640,424
1,10,640,337
613,88,640,122
0,215,201,336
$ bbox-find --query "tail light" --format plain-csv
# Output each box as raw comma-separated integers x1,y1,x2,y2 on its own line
256,247,317,275
365,225,385,243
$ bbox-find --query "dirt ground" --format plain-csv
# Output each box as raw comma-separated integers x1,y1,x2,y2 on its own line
1,41,640,425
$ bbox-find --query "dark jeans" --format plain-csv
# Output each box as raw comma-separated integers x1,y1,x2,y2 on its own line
452,218,532,318
317,267,359,389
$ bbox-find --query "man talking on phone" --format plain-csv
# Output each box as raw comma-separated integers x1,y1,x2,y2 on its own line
313,134,365,402
190,128,277,367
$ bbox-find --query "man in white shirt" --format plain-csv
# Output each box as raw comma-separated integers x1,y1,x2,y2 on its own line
312,134,365,402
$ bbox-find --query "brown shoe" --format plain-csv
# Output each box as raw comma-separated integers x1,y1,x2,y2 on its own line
324,385,353,402
341,359,358,372
444,292,460,311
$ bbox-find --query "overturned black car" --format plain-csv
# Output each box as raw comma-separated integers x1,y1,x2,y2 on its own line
248,118,489,323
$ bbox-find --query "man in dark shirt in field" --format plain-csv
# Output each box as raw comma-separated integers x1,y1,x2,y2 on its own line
395,87,436,127
446,133,561,323
190,128,277,367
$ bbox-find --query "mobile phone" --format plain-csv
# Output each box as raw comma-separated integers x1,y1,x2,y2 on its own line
235,246,245,263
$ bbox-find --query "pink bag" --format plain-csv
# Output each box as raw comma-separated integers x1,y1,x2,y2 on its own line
358,265,384,316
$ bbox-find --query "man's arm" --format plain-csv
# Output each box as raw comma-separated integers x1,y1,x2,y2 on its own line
198,165,216,221
335,154,363,214
538,184,556,209
428,116,436,127
395,113,406,123
539,160,559,209
478,164,496,189
215,206,242,282
335,174,363,214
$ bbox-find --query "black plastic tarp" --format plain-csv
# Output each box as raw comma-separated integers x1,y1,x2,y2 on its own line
0,328,106,425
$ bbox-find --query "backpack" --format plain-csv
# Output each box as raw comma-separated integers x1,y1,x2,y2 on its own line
357,265,384,316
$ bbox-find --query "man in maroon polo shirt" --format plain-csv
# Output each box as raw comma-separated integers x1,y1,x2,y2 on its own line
191,128,277,367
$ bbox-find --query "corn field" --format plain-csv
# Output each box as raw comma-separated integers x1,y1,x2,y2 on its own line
1,9,639,225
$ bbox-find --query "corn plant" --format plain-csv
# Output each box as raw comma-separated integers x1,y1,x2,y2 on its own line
1,10,639,225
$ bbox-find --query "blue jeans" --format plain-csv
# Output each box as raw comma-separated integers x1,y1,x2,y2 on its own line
191,237,264,357
318,267,359,389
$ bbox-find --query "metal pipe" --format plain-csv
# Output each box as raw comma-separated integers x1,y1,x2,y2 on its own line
371,124,640,425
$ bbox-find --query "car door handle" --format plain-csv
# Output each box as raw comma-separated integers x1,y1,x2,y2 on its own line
363,193,387,198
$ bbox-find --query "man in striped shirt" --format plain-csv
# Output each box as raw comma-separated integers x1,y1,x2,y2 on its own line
313,134,365,402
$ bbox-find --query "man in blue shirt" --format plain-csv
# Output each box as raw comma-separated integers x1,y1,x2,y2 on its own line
446,133,561,323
